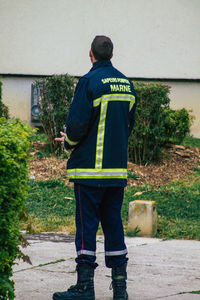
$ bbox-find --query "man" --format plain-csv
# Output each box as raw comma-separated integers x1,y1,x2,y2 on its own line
53,35,137,300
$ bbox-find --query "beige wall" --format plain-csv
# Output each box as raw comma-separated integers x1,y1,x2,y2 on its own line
2,76,36,124
167,81,200,138
0,0,200,79
2,77,200,137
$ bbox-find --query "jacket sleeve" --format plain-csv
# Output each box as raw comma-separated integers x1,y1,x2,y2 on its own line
128,84,137,137
64,77,93,150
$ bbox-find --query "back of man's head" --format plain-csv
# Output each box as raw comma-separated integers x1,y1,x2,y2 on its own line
91,36,113,61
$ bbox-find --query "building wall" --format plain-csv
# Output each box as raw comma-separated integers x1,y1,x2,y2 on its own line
166,81,200,138
1,0,199,136
0,0,200,78
2,76,36,124
2,76,200,138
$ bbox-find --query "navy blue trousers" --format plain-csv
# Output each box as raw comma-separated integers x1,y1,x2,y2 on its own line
74,183,128,269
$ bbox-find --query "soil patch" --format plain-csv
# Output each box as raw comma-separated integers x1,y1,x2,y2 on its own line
29,144,200,186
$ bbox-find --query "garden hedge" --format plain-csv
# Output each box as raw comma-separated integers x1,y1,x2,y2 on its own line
35,74,74,154
0,118,33,299
35,76,192,163
129,82,192,164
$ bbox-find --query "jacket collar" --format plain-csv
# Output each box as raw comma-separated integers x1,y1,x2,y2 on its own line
90,60,112,71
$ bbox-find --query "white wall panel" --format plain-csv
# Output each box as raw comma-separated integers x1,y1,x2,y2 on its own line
2,76,35,123
0,0,200,78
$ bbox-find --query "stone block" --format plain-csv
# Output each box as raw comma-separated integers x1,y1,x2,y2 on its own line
128,200,157,237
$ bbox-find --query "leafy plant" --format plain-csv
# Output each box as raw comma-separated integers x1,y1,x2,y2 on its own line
0,118,33,299
163,108,194,144
125,226,141,237
129,82,193,164
129,82,171,164
30,131,49,143
36,149,51,159
127,169,140,180
34,74,75,155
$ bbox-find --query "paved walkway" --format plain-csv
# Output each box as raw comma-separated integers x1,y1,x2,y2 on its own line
13,235,200,300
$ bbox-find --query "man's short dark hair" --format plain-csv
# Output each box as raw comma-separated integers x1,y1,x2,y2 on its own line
91,36,113,61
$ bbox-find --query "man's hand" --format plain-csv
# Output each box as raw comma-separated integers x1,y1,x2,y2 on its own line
55,131,66,147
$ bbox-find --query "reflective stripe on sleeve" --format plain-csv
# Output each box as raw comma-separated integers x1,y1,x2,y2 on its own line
67,168,127,179
93,97,101,107
105,249,128,256
77,249,96,256
65,133,79,146
129,100,135,111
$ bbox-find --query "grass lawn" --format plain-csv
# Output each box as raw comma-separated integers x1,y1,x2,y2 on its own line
23,180,76,233
181,136,200,148
23,167,200,240
23,134,200,239
123,171,200,240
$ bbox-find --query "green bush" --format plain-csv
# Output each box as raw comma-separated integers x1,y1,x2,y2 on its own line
35,74,74,154
0,79,9,118
129,82,192,164
0,118,33,299
163,108,193,144
129,82,171,164
34,76,192,162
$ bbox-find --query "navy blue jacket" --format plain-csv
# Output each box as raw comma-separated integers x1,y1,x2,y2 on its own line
64,60,137,187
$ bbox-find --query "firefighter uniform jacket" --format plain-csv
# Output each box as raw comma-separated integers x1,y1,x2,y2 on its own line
64,60,137,187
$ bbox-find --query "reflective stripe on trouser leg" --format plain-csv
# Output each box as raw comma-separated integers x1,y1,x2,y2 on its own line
105,249,128,256
99,186,128,268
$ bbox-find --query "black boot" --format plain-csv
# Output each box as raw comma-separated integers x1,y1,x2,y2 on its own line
52,263,95,300
111,263,128,300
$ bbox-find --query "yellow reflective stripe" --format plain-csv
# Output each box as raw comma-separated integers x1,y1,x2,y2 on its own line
65,133,79,146
68,175,127,179
94,93,135,169
93,93,135,111
129,101,135,111
67,168,127,173
101,94,135,101
67,168,127,179
95,101,108,169
93,97,101,107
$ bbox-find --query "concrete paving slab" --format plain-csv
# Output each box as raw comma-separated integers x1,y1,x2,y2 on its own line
14,240,75,272
126,239,200,300
13,236,200,300
159,295,200,300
